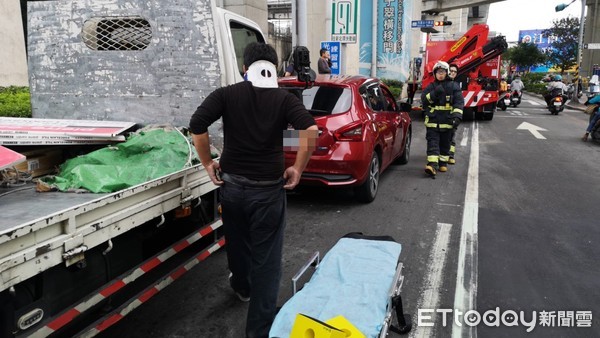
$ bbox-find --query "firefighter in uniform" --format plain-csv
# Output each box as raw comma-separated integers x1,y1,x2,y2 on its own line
421,61,464,177
448,63,460,164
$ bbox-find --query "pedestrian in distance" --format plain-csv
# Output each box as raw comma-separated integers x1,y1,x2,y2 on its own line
318,48,332,74
189,42,318,338
283,62,296,76
421,61,464,177
447,63,460,165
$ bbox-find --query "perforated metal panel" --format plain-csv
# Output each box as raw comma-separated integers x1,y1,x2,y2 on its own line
82,16,151,51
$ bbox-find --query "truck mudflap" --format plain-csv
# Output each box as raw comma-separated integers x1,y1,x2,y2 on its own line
20,219,223,338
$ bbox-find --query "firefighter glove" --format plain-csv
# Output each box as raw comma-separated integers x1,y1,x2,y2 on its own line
452,117,461,129
433,86,446,104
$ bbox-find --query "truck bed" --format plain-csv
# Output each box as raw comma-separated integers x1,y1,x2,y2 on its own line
0,185,106,233
0,164,216,293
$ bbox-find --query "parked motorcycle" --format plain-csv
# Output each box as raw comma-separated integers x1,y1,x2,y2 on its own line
546,88,567,115
497,92,511,111
566,83,583,100
510,90,522,107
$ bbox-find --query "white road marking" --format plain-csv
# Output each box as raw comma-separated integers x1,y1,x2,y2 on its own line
410,223,453,338
526,99,541,106
517,121,547,139
460,127,469,147
452,122,479,338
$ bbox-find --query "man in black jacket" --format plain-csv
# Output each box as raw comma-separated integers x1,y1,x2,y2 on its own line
189,42,317,338
421,61,464,177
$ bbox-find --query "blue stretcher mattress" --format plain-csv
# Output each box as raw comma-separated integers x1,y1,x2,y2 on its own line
269,237,402,338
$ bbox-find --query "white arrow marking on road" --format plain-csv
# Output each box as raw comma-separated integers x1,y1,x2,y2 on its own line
517,122,547,139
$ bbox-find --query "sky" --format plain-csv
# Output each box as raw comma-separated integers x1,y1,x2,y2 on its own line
486,0,583,43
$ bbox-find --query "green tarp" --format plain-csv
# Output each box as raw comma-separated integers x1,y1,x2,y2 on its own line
40,128,195,193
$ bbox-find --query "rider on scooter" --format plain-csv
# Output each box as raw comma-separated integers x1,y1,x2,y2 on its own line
544,75,568,107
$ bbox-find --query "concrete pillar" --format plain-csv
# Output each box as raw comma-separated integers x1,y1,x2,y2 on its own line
583,0,600,78
0,0,28,86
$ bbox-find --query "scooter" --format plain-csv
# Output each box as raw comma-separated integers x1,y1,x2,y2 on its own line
497,92,511,111
566,83,583,100
510,90,522,107
546,89,567,115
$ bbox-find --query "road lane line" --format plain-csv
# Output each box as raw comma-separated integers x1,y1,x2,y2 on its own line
410,222,453,338
452,122,479,338
460,127,469,147
526,99,541,106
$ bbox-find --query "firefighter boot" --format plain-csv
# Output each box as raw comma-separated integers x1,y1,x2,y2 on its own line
448,157,456,165
425,163,437,177
582,133,589,142
439,161,448,172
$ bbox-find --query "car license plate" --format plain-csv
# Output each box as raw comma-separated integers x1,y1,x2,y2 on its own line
504,99,510,104
554,101,561,106
512,98,518,102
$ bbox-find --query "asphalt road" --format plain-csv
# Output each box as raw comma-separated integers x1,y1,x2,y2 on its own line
100,93,599,338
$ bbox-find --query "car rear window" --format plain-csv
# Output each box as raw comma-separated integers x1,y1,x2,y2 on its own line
285,86,352,116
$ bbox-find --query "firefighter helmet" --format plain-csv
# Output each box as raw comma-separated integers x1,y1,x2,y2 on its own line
433,61,450,74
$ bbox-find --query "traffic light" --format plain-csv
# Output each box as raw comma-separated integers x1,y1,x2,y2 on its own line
434,21,452,26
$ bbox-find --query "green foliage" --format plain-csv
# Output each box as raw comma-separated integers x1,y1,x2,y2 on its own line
381,78,403,99
521,73,547,94
505,42,547,71
542,17,579,74
0,86,32,118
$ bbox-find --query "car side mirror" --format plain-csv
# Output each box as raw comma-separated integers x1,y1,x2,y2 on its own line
398,102,412,112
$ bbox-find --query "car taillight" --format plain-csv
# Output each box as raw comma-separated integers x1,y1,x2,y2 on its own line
555,97,562,102
334,121,363,141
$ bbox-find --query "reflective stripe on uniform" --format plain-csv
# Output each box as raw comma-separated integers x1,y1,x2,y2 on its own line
426,92,433,104
450,145,456,153
440,155,450,162
453,108,463,115
427,155,439,163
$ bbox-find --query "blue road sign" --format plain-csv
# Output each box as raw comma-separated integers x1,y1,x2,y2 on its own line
411,20,434,28
321,41,341,75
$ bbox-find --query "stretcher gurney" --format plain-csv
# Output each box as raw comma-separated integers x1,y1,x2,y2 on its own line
269,233,412,337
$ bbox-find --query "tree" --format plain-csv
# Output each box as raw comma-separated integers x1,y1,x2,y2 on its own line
542,17,579,74
504,42,547,73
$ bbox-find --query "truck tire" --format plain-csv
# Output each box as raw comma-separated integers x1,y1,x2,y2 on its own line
483,111,494,120
464,108,476,121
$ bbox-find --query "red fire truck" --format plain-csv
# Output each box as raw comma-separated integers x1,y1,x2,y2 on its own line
422,24,508,120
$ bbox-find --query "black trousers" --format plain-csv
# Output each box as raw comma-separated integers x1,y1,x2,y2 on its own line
220,174,286,338
406,82,417,104
449,127,457,158
426,127,452,166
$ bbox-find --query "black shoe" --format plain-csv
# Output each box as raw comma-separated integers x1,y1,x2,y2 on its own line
229,273,250,302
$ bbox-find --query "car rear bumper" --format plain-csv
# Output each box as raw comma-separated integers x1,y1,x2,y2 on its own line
285,142,371,187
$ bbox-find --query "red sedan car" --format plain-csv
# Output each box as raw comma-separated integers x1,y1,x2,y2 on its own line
280,75,412,203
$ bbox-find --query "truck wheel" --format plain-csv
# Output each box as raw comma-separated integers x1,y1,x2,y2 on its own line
464,108,476,121
483,111,494,120
355,152,380,203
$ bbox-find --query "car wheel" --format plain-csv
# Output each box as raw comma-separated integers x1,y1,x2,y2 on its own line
395,129,411,165
355,152,380,203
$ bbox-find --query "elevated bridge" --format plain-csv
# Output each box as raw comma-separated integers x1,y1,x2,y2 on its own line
422,0,506,13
